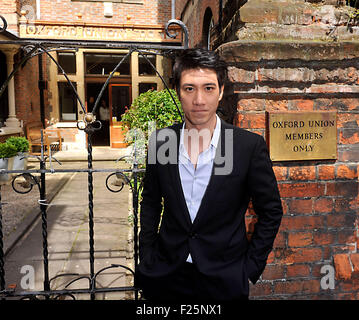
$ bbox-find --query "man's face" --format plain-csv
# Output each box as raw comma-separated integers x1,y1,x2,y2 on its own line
178,68,223,129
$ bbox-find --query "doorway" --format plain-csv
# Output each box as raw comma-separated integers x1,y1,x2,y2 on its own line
86,83,110,146
109,84,131,148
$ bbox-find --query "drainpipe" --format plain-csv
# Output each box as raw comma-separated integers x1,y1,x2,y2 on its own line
171,0,175,20
38,55,45,128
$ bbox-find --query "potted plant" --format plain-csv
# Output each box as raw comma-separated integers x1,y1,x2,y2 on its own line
0,142,18,183
6,136,30,170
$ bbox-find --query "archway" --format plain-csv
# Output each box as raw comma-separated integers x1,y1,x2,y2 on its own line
202,7,214,50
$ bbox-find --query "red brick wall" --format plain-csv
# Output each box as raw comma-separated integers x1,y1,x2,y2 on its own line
176,0,359,300
38,0,171,25
0,0,19,34
14,51,41,129
222,47,359,300
176,0,219,48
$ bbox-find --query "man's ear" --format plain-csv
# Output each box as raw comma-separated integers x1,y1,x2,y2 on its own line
219,85,224,101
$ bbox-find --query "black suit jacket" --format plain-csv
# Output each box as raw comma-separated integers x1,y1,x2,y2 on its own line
137,119,283,298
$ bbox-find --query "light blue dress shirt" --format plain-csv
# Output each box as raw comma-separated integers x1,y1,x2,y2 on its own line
178,115,221,263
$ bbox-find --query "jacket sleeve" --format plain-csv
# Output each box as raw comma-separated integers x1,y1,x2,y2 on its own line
138,131,163,262
246,135,283,284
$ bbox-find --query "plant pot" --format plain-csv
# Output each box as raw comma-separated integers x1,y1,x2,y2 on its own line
13,152,28,171
0,157,14,183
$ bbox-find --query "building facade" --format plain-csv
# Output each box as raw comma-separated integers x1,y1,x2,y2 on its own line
0,0,179,149
177,0,359,299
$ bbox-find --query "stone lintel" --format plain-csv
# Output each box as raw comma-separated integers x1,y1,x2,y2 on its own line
217,40,359,63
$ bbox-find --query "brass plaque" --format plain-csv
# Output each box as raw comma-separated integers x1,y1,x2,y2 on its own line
267,111,337,161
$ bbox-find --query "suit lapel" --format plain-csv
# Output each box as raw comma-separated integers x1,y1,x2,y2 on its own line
167,123,193,227
192,120,231,227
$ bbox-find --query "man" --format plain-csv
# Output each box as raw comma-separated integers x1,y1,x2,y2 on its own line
135,48,283,301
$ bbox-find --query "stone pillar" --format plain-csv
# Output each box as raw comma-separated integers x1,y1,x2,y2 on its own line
4,49,20,128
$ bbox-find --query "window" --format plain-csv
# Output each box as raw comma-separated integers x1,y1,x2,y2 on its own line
85,53,130,76
348,0,359,8
57,52,76,74
139,83,157,94
58,82,78,121
139,54,156,76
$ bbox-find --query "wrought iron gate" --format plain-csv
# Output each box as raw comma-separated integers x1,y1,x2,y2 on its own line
0,16,188,300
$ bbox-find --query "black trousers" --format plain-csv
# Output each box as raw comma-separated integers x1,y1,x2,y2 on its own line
136,262,249,302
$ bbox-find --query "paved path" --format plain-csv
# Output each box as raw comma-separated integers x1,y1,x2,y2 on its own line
3,161,135,300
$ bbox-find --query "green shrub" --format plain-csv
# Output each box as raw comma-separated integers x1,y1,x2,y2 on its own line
6,136,30,153
120,89,182,167
121,88,183,140
0,142,18,159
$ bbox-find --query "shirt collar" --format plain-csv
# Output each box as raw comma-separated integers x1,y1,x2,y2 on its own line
179,114,221,151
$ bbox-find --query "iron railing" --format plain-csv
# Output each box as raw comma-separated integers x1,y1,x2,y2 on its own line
0,15,188,300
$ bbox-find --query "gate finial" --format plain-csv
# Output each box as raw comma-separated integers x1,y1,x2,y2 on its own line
0,15,7,33
165,19,189,49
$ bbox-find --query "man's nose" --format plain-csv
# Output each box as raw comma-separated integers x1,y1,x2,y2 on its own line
193,90,205,105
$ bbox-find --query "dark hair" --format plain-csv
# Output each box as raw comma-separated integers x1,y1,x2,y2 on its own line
173,48,228,93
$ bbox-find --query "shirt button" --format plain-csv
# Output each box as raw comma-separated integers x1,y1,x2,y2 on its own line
189,232,197,239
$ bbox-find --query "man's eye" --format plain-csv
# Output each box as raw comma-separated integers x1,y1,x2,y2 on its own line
185,87,193,92
205,87,215,91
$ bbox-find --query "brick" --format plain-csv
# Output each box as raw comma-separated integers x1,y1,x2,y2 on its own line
288,99,314,111
337,229,356,245
262,264,285,280
334,198,357,213
314,198,333,213
288,199,313,214
313,230,336,246
280,215,323,231
288,232,313,247
350,253,359,276
278,182,325,198
275,247,322,264
337,113,359,128
339,129,359,145
273,231,286,248
273,166,288,181
265,100,288,111
245,215,257,234
334,254,352,280
338,280,359,294
332,244,357,254
325,181,358,198
228,67,255,84
267,251,275,264
318,165,335,180
286,264,310,278
281,199,288,215
274,279,321,294
338,145,359,162
327,213,356,228
235,113,249,128
289,166,316,181
336,164,357,180
249,282,272,297
237,99,265,111
238,113,265,129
